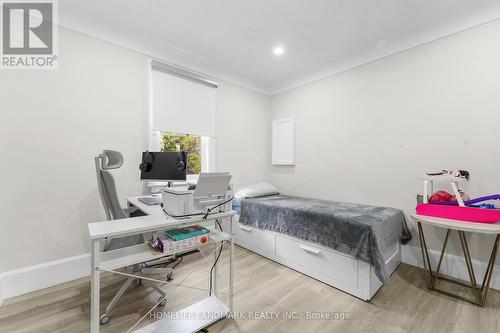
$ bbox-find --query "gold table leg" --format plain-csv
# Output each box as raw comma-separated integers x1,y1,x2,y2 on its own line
417,222,500,306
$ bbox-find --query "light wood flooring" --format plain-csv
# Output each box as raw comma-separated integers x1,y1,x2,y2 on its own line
0,245,499,333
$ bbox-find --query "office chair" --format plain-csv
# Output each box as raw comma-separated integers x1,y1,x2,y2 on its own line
94,150,173,325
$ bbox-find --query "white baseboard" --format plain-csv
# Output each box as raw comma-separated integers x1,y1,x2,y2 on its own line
0,244,498,302
401,245,500,291
0,253,90,301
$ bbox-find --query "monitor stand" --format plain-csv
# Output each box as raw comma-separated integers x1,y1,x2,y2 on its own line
139,181,173,206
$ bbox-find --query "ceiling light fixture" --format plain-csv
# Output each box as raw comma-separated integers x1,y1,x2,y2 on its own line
273,46,285,56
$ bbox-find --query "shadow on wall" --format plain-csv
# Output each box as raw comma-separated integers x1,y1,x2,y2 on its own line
271,165,295,175
77,189,107,251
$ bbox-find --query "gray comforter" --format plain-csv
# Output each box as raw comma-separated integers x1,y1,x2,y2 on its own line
239,195,411,283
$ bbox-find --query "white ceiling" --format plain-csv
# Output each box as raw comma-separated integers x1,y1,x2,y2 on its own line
59,0,500,94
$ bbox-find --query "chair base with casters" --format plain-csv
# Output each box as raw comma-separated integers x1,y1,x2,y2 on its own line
95,150,180,326
99,263,175,325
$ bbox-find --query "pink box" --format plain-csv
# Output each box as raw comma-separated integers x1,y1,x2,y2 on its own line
416,204,500,224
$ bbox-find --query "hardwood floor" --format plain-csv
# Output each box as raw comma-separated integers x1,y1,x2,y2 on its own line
0,245,498,333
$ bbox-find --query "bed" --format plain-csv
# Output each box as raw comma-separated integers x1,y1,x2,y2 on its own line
230,192,411,301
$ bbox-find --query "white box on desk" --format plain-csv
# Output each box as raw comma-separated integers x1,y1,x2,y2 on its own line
162,187,202,217
160,234,210,253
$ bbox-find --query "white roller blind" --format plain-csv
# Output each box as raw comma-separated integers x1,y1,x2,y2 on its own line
152,66,216,137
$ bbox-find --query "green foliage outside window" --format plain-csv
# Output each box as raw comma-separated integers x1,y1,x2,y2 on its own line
161,133,201,174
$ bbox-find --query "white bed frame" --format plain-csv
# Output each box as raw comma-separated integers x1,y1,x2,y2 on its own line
224,216,401,301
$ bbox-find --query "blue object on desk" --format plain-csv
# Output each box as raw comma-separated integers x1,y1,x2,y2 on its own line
470,203,497,209
232,196,241,214
165,225,209,241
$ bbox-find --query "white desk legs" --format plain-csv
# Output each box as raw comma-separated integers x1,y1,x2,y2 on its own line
90,239,100,333
229,215,234,312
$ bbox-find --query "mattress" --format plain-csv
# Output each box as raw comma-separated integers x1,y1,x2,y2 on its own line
239,195,411,283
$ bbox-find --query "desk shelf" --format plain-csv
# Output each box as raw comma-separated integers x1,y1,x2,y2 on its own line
99,231,231,271
89,199,236,333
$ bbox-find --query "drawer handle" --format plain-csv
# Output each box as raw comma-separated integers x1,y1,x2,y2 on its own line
240,226,252,232
299,244,321,255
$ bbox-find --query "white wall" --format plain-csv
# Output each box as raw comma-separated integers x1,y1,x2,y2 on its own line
0,26,270,274
215,82,271,187
270,19,500,263
0,27,150,272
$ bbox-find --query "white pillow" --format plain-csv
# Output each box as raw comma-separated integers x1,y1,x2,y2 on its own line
234,182,280,199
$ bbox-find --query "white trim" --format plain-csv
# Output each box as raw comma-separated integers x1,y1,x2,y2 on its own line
151,60,218,89
0,253,90,300
401,244,500,291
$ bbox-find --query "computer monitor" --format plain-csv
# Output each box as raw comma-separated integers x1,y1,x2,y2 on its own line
139,151,187,182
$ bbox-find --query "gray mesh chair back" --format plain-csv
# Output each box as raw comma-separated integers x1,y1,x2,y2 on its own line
93,150,170,325
95,150,142,250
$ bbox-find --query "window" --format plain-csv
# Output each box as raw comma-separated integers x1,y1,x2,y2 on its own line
151,63,216,137
150,130,212,183
150,61,217,184
160,132,201,175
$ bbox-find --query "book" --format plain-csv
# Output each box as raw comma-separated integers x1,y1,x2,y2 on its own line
164,225,210,241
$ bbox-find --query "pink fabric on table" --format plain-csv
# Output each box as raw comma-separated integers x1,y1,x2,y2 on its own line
416,204,500,224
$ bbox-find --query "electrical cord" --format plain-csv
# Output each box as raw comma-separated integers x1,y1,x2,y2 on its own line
160,195,233,294
161,196,234,219
203,197,234,219
162,208,205,218
152,184,169,195
209,219,223,296
144,255,184,269
199,198,233,295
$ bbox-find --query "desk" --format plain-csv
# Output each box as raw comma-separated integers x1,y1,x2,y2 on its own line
412,213,500,306
88,196,235,333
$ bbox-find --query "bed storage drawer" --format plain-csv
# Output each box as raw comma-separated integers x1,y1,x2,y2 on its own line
275,235,359,289
234,223,275,256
